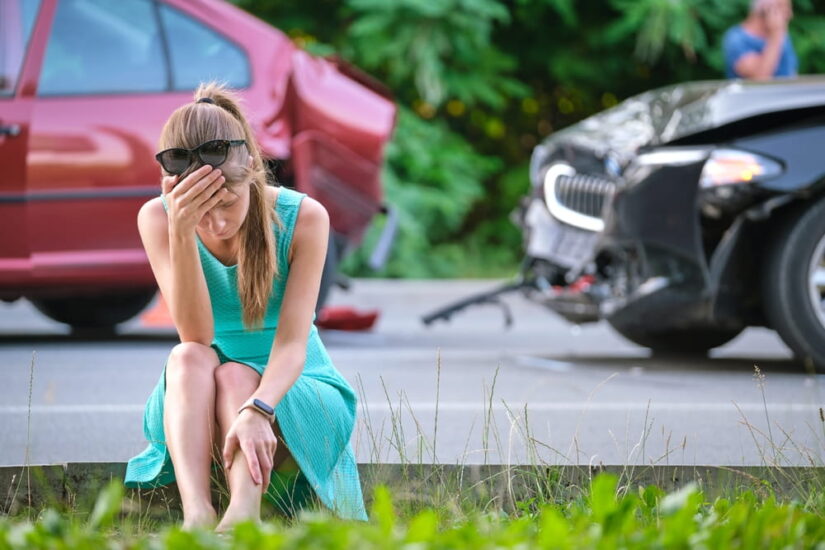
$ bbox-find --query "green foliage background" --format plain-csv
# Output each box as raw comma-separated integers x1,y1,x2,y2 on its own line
232,0,825,278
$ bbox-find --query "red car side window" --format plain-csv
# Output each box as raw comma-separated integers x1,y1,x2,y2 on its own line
38,0,167,96
0,0,43,97
157,3,251,91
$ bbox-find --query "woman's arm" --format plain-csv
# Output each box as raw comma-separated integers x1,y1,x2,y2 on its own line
221,196,329,485
137,165,228,345
254,196,330,406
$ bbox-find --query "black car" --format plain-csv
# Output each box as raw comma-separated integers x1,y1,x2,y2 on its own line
426,77,825,372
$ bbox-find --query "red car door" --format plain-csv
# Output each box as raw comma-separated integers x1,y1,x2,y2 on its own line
0,0,45,296
26,0,180,290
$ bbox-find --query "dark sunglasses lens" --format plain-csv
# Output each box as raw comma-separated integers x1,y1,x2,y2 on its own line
160,149,192,174
198,141,229,166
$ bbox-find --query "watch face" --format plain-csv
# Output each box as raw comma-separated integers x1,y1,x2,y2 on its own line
253,398,274,415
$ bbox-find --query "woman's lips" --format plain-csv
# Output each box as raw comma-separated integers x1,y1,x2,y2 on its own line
207,228,235,239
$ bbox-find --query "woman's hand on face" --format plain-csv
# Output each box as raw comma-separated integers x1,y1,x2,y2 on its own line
222,409,278,492
161,165,228,236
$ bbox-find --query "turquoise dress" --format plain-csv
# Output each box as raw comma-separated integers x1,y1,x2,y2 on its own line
124,187,368,521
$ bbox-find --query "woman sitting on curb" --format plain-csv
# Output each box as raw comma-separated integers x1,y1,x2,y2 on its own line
124,81,368,531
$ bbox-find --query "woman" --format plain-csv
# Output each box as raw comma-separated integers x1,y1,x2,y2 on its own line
124,81,368,530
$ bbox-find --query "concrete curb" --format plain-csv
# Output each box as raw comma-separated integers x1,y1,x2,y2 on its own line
3,462,823,515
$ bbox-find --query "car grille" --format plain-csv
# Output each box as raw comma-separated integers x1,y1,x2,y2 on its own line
543,163,616,232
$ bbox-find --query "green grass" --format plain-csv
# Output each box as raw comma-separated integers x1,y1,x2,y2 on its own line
1,474,824,549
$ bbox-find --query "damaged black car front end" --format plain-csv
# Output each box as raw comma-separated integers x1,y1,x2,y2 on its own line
426,77,825,371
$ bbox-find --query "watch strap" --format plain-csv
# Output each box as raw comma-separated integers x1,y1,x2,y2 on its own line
237,397,276,424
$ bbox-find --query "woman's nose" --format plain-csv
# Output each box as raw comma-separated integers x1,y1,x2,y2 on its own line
209,215,228,235
214,216,228,231
200,212,222,234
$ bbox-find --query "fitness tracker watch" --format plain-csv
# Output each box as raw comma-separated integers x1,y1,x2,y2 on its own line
238,397,276,424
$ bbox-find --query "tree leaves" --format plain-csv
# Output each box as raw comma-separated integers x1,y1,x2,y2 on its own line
607,0,709,63
516,0,577,27
346,0,523,109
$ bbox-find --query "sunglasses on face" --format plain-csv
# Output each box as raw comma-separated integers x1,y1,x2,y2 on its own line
154,139,246,175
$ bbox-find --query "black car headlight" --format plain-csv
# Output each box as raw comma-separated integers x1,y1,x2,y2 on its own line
699,149,783,217
700,149,783,189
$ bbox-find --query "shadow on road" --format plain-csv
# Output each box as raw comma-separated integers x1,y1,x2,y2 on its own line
546,353,807,375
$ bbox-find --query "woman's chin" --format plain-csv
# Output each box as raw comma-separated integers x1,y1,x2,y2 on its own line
204,228,238,240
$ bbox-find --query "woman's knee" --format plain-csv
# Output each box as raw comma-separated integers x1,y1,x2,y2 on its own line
214,362,259,395
166,342,220,386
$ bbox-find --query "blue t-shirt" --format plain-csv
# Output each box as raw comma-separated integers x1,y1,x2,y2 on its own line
723,25,798,79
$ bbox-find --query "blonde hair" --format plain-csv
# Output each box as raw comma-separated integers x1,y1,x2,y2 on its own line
157,80,281,329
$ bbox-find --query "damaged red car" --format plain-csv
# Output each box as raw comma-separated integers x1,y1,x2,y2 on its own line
0,0,397,330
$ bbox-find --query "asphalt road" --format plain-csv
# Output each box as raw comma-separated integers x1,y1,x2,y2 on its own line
1,280,823,467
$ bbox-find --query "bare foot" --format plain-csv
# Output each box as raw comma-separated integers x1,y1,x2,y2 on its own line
215,505,260,533
182,506,218,530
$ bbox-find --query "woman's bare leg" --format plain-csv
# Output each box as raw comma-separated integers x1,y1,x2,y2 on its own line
163,342,221,528
213,362,294,531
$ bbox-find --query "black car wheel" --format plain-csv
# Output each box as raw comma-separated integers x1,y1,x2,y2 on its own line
763,197,825,373
31,290,156,331
608,323,743,355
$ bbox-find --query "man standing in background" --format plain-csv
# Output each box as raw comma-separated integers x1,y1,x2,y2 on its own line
723,0,798,80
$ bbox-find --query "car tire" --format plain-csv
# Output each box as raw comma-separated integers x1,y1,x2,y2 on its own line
609,323,742,355
762,197,825,373
31,290,156,330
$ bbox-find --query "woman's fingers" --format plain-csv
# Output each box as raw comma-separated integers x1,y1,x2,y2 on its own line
240,439,262,485
196,189,228,217
178,168,225,206
257,447,273,493
222,432,238,470
168,164,213,197
160,175,178,196
224,421,278,489
183,178,225,218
